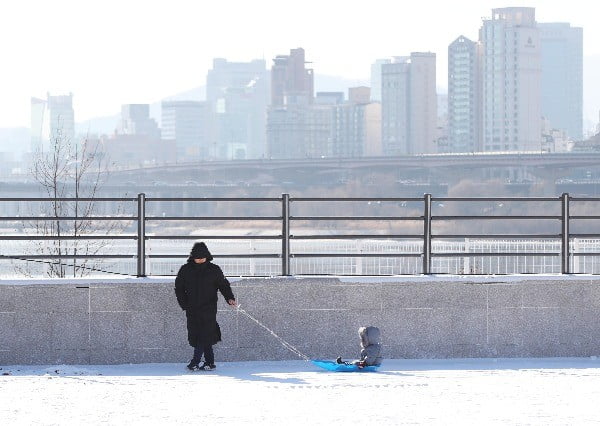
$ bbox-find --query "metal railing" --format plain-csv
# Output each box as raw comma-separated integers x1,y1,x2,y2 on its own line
1,193,600,277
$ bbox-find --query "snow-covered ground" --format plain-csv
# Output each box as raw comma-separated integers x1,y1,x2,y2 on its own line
2,358,600,425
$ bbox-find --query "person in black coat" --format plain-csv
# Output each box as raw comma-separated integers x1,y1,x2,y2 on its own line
175,242,236,371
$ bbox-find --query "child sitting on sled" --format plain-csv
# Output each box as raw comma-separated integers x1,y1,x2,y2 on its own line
336,326,383,368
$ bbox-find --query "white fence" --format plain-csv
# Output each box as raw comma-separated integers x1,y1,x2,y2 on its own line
3,238,600,277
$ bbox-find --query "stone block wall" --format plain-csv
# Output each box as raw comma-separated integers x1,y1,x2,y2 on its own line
1,276,600,365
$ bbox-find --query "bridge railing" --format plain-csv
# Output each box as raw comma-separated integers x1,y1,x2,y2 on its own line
1,193,600,277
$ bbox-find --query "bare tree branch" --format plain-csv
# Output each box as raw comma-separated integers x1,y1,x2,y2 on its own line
21,120,128,277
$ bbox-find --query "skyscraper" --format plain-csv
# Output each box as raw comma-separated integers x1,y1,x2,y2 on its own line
30,93,75,152
370,59,392,102
267,48,322,159
95,103,168,168
47,93,75,144
267,105,332,159
331,87,382,158
315,92,345,105
409,53,438,154
448,36,481,153
118,104,160,139
271,48,314,107
30,97,46,152
206,58,268,104
161,101,209,161
382,58,410,155
480,7,541,152
539,23,583,141
206,58,268,159
381,53,437,155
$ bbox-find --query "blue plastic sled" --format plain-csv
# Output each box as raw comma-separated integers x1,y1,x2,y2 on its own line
311,359,379,372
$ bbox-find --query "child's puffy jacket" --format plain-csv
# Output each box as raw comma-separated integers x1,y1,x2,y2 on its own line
359,326,383,366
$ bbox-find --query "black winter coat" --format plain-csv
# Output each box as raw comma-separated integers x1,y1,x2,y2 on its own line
174,260,235,347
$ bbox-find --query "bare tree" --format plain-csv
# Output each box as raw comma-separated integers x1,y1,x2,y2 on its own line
21,122,124,277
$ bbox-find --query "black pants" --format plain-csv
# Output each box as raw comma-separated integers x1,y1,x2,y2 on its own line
193,344,214,364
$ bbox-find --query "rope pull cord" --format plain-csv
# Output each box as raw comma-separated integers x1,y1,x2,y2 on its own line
235,305,310,361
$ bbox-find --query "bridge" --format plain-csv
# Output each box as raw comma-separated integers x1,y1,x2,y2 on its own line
111,152,600,173
106,152,600,187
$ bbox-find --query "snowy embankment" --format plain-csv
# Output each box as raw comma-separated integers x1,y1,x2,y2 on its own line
2,358,600,425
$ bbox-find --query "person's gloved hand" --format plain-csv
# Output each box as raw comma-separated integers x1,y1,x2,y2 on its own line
357,361,366,368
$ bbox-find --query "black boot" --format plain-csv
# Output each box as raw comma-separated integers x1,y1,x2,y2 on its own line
336,356,343,364
187,360,200,371
199,362,216,371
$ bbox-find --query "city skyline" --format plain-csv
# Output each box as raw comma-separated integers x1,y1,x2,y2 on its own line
1,0,599,131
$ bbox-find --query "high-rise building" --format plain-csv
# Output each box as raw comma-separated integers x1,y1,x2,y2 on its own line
207,58,268,104
348,87,371,105
382,58,410,155
332,103,363,157
364,103,383,157
118,104,160,139
47,93,75,144
30,93,75,152
267,48,320,159
267,105,331,159
95,103,166,167
315,92,345,105
161,101,209,161
271,48,314,107
370,59,392,102
90,134,176,169
206,58,268,159
409,53,438,154
539,23,583,141
30,97,47,153
381,53,437,155
480,7,541,152
330,87,382,158
447,36,481,153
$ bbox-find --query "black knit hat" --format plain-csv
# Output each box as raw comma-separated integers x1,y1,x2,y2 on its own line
190,242,213,261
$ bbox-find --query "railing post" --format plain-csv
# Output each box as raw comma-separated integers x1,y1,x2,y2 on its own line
137,193,146,277
423,193,432,275
561,192,570,274
281,193,290,276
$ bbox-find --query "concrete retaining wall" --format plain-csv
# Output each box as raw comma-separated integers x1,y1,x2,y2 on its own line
2,276,600,365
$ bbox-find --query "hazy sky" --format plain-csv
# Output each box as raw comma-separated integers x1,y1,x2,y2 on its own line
1,0,598,128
